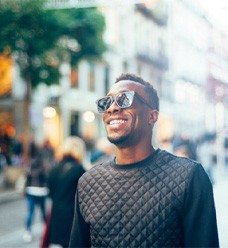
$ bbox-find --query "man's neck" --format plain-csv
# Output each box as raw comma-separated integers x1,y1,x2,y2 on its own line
114,145,155,165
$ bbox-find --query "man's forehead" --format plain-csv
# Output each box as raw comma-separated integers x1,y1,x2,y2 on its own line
109,80,145,93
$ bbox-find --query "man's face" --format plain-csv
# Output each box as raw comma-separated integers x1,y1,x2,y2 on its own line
102,80,154,146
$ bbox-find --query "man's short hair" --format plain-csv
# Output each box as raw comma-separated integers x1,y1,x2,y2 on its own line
115,73,159,111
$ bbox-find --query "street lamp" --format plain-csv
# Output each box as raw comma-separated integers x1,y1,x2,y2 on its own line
43,106,60,149
43,106,56,118
83,111,95,123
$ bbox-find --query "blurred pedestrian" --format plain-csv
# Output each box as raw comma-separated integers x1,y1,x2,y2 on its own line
12,134,24,166
173,132,197,160
40,139,56,175
45,136,86,248
0,147,7,172
197,139,216,184
0,130,12,165
23,149,48,243
90,137,114,166
69,73,219,248
29,136,39,160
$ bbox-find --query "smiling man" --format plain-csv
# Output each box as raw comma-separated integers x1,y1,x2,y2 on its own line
69,73,219,248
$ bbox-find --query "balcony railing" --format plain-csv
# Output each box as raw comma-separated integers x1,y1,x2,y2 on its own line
136,53,168,70
136,4,168,26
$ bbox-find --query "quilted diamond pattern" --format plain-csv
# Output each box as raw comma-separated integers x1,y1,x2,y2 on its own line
78,149,197,247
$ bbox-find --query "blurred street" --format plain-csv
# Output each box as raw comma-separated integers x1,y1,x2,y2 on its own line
0,172,227,248
0,196,44,248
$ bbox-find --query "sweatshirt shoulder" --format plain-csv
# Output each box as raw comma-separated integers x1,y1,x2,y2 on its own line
156,149,204,179
158,149,200,168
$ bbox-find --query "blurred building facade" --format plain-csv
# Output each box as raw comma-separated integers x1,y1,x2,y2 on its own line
1,0,228,163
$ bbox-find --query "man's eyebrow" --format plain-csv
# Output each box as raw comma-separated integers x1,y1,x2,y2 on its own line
107,90,129,96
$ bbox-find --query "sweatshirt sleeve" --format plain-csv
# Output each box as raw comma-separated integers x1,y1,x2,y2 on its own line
182,163,219,247
69,189,91,248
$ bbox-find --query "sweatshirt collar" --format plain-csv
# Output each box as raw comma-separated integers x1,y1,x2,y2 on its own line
111,148,160,170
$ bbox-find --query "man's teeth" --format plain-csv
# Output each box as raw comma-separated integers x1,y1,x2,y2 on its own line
110,120,126,125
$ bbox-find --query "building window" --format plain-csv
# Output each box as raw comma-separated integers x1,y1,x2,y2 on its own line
137,64,142,75
88,62,95,91
104,66,110,94
70,112,79,136
70,67,79,88
123,61,128,72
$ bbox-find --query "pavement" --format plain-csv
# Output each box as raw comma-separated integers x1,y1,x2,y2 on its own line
0,221,43,248
0,188,22,204
213,177,228,248
0,172,23,204
0,172,228,247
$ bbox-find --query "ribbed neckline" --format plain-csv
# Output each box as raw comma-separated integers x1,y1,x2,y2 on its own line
110,148,161,170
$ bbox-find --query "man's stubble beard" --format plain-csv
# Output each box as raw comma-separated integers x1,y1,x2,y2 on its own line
107,127,144,148
107,126,137,147
107,133,129,146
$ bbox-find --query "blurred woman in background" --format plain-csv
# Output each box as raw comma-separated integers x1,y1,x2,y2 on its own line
46,136,86,248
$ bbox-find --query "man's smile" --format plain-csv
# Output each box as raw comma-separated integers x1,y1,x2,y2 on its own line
109,119,127,125
105,117,130,131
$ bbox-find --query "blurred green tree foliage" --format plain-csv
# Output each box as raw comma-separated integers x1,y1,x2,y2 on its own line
0,0,106,161
0,0,106,88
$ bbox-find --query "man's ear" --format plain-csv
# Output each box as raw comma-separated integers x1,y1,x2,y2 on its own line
148,110,159,125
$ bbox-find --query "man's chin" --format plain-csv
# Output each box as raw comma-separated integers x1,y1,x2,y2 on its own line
107,135,127,145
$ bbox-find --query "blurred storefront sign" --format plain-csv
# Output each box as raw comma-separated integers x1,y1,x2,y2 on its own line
0,55,12,98
207,78,228,106
0,55,15,151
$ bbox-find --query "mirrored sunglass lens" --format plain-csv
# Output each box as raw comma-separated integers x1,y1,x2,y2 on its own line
98,97,112,112
116,92,133,108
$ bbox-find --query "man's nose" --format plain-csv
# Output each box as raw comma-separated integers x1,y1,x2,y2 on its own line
107,99,121,113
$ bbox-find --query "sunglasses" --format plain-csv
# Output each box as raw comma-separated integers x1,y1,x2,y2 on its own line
96,91,153,113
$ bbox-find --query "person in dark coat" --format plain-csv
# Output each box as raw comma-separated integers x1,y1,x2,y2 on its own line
47,136,86,248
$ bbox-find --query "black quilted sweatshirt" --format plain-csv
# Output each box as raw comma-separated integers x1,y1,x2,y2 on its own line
69,149,219,248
